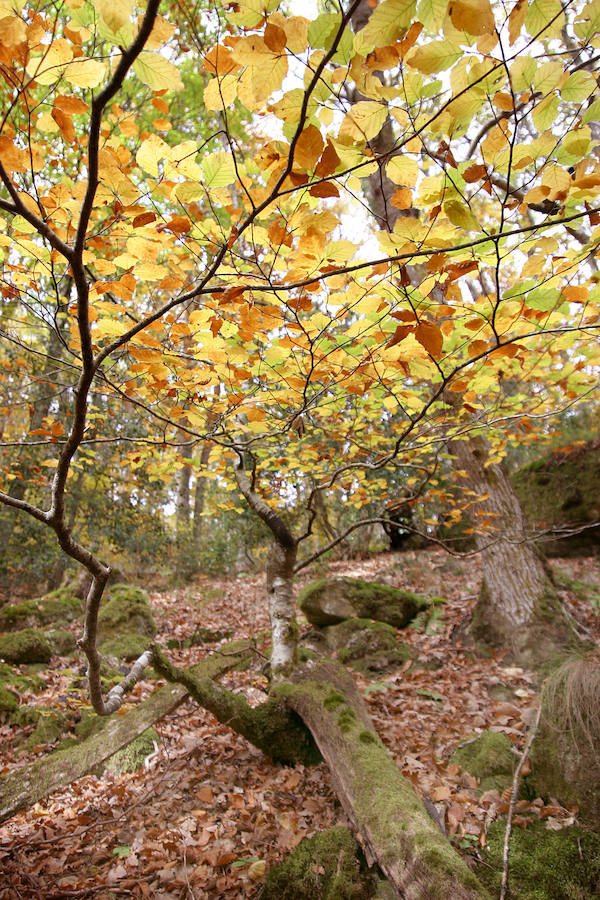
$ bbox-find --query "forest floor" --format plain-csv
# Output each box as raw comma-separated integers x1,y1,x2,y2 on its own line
1,547,599,899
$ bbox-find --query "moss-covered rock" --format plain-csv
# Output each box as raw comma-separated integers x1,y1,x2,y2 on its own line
298,577,426,628
0,589,82,632
104,728,159,775
322,618,416,675
0,683,18,713
99,631,151,661
475,820,600,899
513,442,600,556
451,731,514,792
262,826,377,900
0,662,45,694
45,628,77,656
98,584,156,639
11,706,69,748
0,628,52,664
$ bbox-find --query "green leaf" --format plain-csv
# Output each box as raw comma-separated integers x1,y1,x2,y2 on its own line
560,70,596,102
202,151,237,188
406,41,462,74
525,287,560,311
112,846,131,858
133,51,183,92
353,0,417,55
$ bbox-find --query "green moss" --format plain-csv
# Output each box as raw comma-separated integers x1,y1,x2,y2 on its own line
326,618,416,675
298,576,427,628
0,662,45,694
74,709,111,740
105,728,159,775
359,729,378,745
262,826,375,900
324,689,345,711
100,631,151,661
451,731,514,782
337,707,357,732
98,584,156,639
0,590,81,631
45,628,77,656
0,628,53,664
0,683,18,713
476,820,600,899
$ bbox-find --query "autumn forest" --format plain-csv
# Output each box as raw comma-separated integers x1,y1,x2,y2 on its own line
0,0,599,896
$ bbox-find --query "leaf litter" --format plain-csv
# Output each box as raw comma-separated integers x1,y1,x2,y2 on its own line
0,548,598,897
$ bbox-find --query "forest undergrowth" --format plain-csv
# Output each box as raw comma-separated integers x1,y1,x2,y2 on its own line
1,547,599,899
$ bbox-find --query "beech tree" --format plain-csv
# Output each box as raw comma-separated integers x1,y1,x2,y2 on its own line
0,0,599,893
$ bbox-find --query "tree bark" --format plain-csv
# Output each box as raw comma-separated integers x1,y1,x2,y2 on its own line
175,431,193,538
284,659,490,900
449,434,580,665
192,440,212,544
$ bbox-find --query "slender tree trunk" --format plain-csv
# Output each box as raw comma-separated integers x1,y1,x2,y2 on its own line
192,440,212,544
266,537,298,679
175,433,192,538
449,434,579,665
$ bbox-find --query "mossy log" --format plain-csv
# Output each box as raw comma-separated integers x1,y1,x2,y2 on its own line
151,645,320,766
0,640,254,823
283,660,490,900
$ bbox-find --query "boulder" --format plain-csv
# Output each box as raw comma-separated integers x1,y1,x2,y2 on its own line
0,589,81,632
451,731,514,793
98,584,156,639
298,577,426,628
99,632,152,661
321,618,416,674
0,628,52,664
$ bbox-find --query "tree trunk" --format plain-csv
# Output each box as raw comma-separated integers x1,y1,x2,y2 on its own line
175,433,192,538
450,434,580,666
267,537,299,680
284,660,490,900
192,441,212,544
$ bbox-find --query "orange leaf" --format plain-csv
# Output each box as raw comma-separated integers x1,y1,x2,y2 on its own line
315,141,341,178
414,322,443,359
264,23,287,53
132,212,157,228
295,124,324,170
391,187,412,209
309,181,339,198
54,94,89,114
463,164,488,183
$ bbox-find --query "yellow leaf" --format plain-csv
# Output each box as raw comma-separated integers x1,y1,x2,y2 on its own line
406,41,462,74
339,101,388,142
133,51,183,92
447,0,496,35
95,318,127,338
354,0,417,54
387,156,419,186
202,151,236,188
136,134,170,176
92,0,133,35
26,40,73,85
64,57,107,88
204,73,238,111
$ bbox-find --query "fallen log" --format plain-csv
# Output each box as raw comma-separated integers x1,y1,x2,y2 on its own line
0,640,253,823
282,659,490,900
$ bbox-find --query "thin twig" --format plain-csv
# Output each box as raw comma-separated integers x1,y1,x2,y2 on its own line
500,705,542,900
